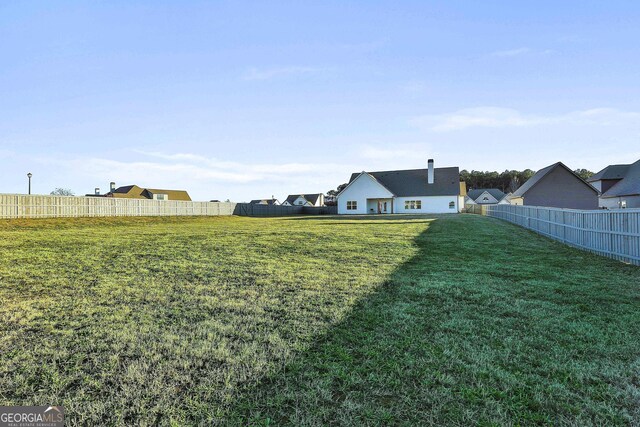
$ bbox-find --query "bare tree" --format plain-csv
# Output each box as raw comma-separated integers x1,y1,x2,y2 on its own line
50,188,75,196
508,176,520,193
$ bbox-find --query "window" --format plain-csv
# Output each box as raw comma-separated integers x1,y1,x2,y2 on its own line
482,197,489,201
347,201,357,210
404,200,422,210
154,193,168,201
449,201,455,209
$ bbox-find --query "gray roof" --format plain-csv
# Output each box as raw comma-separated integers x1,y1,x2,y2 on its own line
284,193,322,205
601,159,640,198
348,167,460,197
250,199,279,205
588,164,631,182
467,188,506,202
512,162,598,197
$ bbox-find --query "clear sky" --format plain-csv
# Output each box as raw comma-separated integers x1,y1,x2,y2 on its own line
2,1,640,201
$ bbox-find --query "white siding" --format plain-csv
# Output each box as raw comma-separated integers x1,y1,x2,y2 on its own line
337,174,394,214
394,196,459,214
476,191,499,204
600,195,640,209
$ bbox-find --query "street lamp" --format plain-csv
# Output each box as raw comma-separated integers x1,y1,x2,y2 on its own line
27,172,32,195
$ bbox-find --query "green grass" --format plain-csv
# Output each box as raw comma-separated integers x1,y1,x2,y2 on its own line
0,214,639,426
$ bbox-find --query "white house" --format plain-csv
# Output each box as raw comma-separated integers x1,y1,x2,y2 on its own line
249,198,280,205
589,159,640,208
337,159,465,214
465,188,509,205
281,193,325,207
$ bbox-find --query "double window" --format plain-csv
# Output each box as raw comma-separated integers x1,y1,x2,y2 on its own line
404,200,422,210
347,201,357,210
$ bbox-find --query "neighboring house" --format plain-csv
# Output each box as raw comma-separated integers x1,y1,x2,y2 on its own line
282,193,325,207
250,198,280,205
504,193,524,206
589,159,640,208
511,162,599,209
87,182,192,201
337,159,464,214
465,188,508,205
107,184,192,201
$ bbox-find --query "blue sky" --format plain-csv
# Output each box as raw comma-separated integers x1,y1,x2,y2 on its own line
2,1,640,201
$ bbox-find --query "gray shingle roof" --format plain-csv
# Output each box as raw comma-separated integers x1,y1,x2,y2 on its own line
512,162,598,197
250,199,279,205
284,193,323,205
348,167,460,197
587,164,631,182
601,159,640,198
467,188,506,202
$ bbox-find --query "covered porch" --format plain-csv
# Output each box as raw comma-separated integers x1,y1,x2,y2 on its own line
366,198,394,214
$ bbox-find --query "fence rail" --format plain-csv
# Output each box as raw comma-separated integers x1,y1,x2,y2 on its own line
485,204,640,266
0,194,337,219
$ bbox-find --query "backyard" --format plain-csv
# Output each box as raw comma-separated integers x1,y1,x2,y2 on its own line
0,214,639,425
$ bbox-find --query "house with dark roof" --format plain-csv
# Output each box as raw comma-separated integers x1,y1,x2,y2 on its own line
337,159,465,214
465,188,508,205
511,162,598,209
92,183,192,201
589,159,640,208
250,198,280,205
282,193,325,207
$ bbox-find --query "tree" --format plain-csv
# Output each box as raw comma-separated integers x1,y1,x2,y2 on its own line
574,169,595,180
50,188,75,196
461,169,536,193
326,183,348,206
508,176,520,193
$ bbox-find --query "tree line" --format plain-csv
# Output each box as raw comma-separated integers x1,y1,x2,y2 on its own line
461,168,594,193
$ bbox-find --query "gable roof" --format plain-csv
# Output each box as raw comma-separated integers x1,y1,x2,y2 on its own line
601,159,640,198
143,188,192,201
467,188,506,202
109,185,191,201
109,185,145,198
512,162,598,197
250,198,279,205
284,193,323,205
346,167,460,197
587,164,631,182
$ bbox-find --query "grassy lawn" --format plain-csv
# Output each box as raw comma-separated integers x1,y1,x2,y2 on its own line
0,214,639,426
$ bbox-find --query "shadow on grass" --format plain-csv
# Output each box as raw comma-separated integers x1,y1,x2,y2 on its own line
222,215,640,426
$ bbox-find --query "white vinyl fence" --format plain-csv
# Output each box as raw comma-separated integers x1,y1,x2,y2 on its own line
486,205,640,266
0,194,237,219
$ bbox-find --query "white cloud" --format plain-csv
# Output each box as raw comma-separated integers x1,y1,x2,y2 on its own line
242,66,321,81
34,150,361,201
411,107,640,132
489,47,554,57
490,47,531,57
